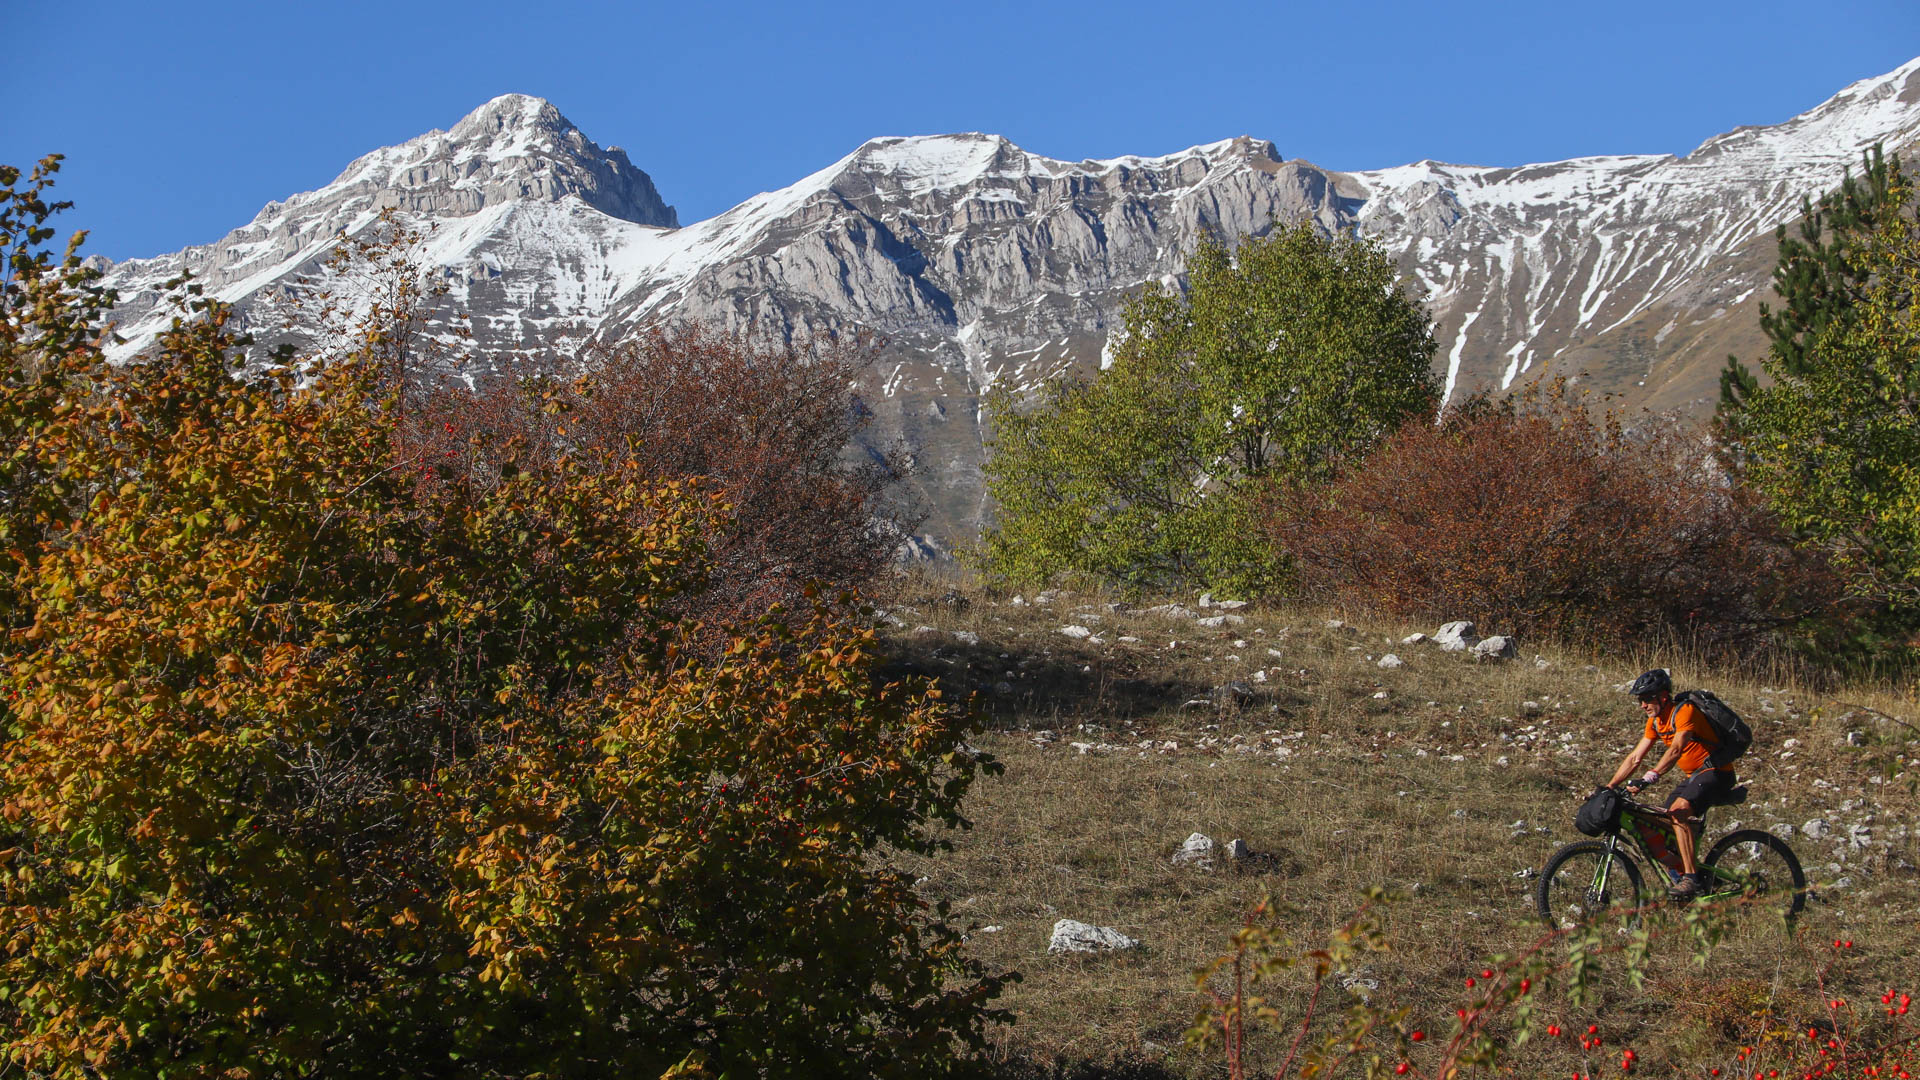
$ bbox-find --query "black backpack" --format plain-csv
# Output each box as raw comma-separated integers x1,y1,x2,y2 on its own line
1575,787,1623,836
1673,689,1753,766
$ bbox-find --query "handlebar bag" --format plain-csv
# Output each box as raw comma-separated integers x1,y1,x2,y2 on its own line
1574,786,1623,836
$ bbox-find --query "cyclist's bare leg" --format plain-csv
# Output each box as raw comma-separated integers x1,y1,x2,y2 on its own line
1669,797,1701,874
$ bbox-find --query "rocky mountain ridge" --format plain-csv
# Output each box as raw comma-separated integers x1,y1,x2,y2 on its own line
97,59,1920,542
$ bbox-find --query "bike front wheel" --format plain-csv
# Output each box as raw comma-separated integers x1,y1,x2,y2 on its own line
1703,829,1807,917
1535,839,1647,928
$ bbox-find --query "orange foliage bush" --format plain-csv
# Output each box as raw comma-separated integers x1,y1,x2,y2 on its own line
1263,391,1835,657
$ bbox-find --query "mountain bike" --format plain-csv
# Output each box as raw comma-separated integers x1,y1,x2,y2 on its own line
1534,784,1806,927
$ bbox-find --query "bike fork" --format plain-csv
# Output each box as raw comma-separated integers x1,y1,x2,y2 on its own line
1592,835,1617,894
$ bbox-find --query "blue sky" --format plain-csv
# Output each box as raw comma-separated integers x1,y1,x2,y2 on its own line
9,0,1918,261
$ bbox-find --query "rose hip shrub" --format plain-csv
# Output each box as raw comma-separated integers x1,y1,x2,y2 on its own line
1262,391,1836,660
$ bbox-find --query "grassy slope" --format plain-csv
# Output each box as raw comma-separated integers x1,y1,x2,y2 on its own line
876,576,1920,1078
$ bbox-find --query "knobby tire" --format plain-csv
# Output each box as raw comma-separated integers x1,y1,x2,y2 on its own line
1702,828,1807,916
1535,838,1646,927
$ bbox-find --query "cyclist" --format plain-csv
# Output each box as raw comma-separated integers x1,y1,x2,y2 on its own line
1604,669,1737,900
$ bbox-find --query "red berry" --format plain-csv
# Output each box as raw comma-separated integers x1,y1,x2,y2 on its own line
1396,1065,1409,1076
1410,1031,1425,1042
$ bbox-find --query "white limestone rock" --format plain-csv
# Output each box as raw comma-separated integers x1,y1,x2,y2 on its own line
1473,635,1517,660
1171,832,1215,867
1048,919,1141,953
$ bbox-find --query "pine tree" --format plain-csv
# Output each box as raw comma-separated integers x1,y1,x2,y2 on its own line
1719,145,1898,419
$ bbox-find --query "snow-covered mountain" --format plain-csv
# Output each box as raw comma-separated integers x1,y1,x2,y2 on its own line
98,58,1920,541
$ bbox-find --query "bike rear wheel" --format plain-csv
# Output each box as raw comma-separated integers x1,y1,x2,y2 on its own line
1702,829,1807,916
1535,839,1647,928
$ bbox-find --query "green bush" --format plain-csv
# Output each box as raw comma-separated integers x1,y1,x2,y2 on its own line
978,224,1437,594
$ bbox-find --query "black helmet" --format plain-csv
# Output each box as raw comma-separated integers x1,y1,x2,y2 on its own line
1627,669,1672,699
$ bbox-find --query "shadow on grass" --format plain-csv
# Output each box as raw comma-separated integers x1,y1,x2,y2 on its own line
981,1054,1187,1080
875,637,1209,730
878,633,1316,733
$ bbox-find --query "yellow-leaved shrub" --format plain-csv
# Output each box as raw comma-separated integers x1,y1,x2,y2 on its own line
0,159,1005,1079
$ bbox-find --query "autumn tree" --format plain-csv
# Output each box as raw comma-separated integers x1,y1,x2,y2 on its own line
0,166,1005,1079
979,224,1438,594
419,325,914,630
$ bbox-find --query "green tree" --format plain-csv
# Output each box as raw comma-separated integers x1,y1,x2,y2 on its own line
978,224,1438,593
0,168,1006,1078
1738,165,1920,627
1718,145,1899,419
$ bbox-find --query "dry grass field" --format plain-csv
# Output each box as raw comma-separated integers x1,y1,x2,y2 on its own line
872,574,1920,1078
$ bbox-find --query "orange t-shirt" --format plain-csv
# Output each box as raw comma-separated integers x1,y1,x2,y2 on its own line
1645,701,1721,774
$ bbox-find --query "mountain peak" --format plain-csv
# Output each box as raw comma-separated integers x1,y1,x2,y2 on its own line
304,95,678,228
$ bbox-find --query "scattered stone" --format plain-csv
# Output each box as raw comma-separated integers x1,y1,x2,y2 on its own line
1214,600,1248,611
951,630,980,646
1048,919,1141,954
1845,730,1867,747
1226,838,1252,861
911,624,940,636
1059,625,1094,640
1847,823,1873,849
1211,682,1256,707
937,590,970,611
1401,632,1428,645
1434,621,1480,651
1196,614,1247,628
1802,819,1831,840
1377,654,1405,669
1472,635,1518,661
1143,603,1199,620
1171,832,1215,868
1035,589,1061,605
1372,691,1388,699
1514,867,1539,879
1521,700,1543,716
1197,592,1213,608
1533,655,1551,670
1339,967,1380,1000
1325,619,1346,631
1009,595,1027,607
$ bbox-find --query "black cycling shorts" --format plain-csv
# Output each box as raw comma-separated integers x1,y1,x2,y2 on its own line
1668,768,1735,817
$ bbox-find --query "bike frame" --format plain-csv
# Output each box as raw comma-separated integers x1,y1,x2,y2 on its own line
1589,796,1737,900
